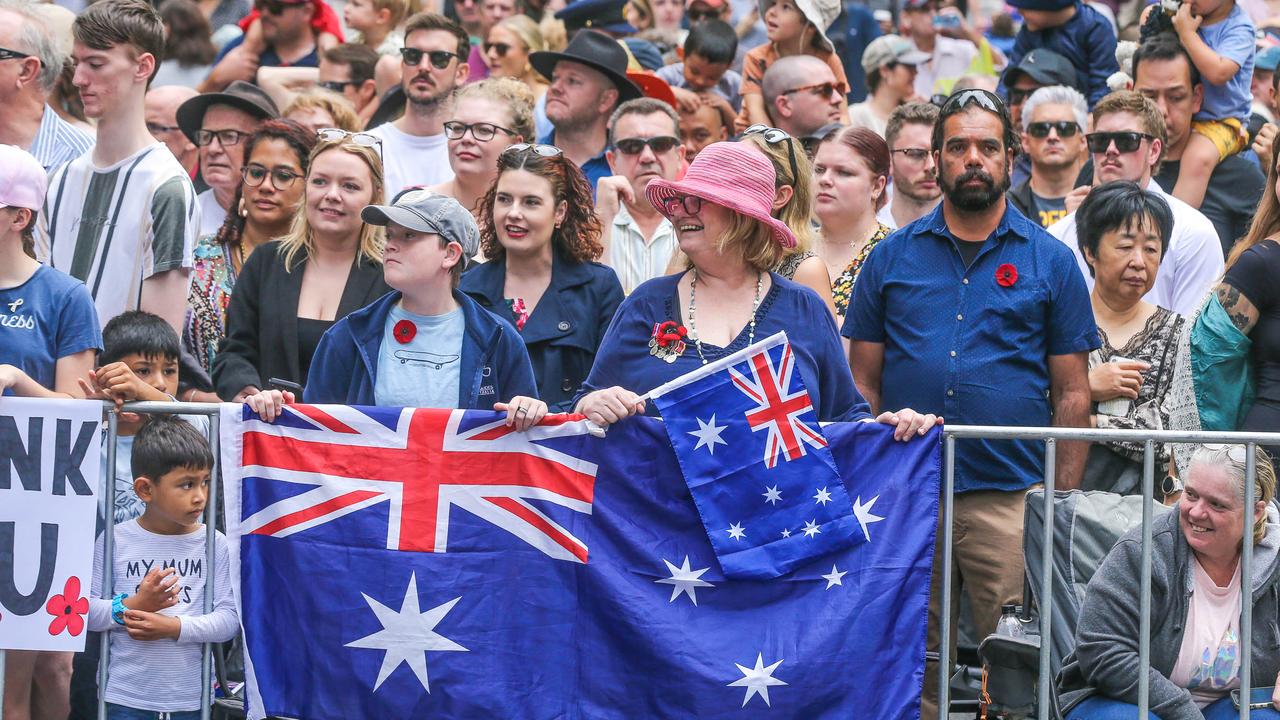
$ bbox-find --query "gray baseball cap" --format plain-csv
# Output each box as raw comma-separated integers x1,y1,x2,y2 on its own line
361,189,480,269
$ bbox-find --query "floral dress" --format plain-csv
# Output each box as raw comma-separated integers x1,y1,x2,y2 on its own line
184,235,239,372
830,223,890,318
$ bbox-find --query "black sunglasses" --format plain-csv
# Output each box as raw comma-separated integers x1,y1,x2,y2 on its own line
686,7,719,22
782,81,840,99
400,47,461,69
941,88,1005,115
443,120,518,142
317,80,356,92
613,136,681,155
255,0,307,13
483,42,512,57
743,124,798,184
503,143,563,157
0,46,32,62
1085,131,1155,154
1027,121,1080,138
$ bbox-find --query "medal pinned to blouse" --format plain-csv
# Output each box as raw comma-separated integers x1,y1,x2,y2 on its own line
649,320,687,363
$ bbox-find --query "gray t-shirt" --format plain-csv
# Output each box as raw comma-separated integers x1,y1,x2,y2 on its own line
375,303,464,409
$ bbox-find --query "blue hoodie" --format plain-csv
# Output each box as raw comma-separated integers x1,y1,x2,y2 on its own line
304,289,538,408
1003,1,1118,107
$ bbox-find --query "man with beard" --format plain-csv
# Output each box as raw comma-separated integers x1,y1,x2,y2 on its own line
596,98,685,294
530,30,642,195
366,13,469,198
201,0,323,91
876,101,940,230
842,88,1096,720
1047,91,1223,316
1007,85,1087,227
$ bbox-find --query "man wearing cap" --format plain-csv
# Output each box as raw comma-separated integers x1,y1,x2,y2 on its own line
1001,0,1117,107
0,0,93,171
532,29,643,195
1247,45,1279,142
1001,47,1077,187
367,13,469,198
201,0,324,92
902,0,1004,99
176,81,279,236
761,55,843,140
848,35,930,138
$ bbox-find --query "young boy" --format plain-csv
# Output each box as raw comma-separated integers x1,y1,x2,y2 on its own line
87,416,237,719
1002,0,1118,108
657,19,743,112
344,0,411,55
248,191,542,427
737,0,850,131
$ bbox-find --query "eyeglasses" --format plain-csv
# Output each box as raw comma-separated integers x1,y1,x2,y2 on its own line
443,120,518,142
1027,121,1080,139
317,80,356,92
146,122,182,136
1085,131,1155,154
195,129,250,147
400,47,461,69
0,46,32,61
782,81,841,99
483,42,512,57
941,88,1005,115
660,194,702,216
613,136,681,155
686,7,719,22
1006,87,1036,106
316,127,383,148
503,143,563,157
242,163,303,190
743,124,798,184
892,147,932,162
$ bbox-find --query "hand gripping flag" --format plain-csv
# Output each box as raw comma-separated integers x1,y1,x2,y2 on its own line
646,331,858,579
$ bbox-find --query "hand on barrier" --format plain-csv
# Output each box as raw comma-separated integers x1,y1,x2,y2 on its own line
876,407,943,442
495,396,549,432
126,567,182,613
245,389,295,422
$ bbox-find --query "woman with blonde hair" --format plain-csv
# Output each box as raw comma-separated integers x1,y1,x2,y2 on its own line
212,131,393,401
428,78,534,219
485,15,550,102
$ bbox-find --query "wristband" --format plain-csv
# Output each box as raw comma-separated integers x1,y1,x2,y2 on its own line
111,593,128,625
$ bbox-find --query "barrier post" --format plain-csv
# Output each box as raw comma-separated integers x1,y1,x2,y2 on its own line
1138,440,1155,717
937,433,956,720
0,648,6,716
1241,443,1257,720
202,410,220,720
97,411,118,720
1038,439,1055,719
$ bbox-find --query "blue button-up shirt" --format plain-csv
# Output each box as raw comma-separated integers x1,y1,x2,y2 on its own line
842,202,1099,493
540,131,610,199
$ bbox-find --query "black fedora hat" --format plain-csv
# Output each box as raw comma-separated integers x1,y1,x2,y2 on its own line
529,29,642,102
176,81,280,144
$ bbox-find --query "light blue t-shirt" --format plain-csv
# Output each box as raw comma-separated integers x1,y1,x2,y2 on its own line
1195,4,1254,122
0,265,101,395
375,303,464,409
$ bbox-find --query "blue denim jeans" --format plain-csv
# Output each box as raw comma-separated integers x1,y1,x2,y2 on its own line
1067,688,1280,719
104,703,203,720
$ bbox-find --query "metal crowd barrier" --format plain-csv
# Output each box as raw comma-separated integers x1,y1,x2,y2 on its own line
2,407,1279,719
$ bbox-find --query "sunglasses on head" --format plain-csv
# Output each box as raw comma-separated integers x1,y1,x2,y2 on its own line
1085,131,1154,154
941,88,1005,115
1027,120,1080,138
1201,443,1250,465
484,42,512,57
317,127,383,149
400,47,461,69
613,136,681,155
782,81,841,100
503,143,563,158
743,124,798,184
660,194,703,217
443,120,518,142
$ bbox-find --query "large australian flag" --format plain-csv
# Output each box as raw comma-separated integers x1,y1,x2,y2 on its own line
220,397,940,719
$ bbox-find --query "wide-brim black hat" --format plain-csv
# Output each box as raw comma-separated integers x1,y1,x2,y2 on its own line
529,30,643,102
176,81,280,143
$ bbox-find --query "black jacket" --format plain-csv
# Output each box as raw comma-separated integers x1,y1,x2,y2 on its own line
212,240,392,400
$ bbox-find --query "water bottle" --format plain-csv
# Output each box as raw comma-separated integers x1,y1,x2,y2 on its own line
996,604,1025,639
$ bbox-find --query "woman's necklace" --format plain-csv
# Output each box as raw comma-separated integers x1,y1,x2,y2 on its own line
688,268,764,365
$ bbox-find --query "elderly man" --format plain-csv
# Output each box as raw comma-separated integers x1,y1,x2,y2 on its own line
145,86,199,177
1132,35,1265,256
531,30,642,194
202,0,323,91
876,101,941,230
845,88,1095,720
1008,85,1088,227
596,98,684,294
0,0,93,170
1048,91,1223,317
761,55,843,141
177,81,279,237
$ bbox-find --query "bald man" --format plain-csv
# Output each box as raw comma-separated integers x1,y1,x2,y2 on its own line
761,55,844,139
145,86,200,176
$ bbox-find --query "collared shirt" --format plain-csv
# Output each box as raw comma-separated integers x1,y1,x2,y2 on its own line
540,131,611,199
608,204,678,295
842,202,1099,493
1047,179,1224,317
912,35,978,99
29,105,93,172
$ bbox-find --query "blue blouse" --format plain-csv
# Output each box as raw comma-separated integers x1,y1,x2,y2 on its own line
578,272,872,422
0,265,101,395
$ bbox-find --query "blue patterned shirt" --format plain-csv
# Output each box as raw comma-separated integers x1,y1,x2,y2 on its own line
30,105,93,171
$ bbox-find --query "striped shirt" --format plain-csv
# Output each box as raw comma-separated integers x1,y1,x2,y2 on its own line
29,105,93,172
36,143,199,328
607,205,678,295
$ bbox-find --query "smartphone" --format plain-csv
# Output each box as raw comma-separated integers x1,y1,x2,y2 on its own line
1231,688,1273,710
268,377,303,394
933,13,961,28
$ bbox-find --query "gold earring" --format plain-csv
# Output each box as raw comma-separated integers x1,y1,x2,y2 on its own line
238,197,248,218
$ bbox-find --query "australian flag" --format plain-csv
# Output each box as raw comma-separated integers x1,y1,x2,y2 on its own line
220,399,940,719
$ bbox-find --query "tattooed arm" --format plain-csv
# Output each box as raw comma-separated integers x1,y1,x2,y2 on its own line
1214,283,1260,335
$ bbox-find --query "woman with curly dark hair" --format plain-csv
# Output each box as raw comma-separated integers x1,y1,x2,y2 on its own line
461,143,625,411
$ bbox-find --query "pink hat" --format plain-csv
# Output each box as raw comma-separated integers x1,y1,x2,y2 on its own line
645,142,797,249
0,145,47,211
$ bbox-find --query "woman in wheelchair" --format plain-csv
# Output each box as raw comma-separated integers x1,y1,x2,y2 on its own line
1059,444,1280,719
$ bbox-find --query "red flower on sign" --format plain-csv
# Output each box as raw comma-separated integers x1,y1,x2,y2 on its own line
393,319,416,344
652,320,688,348
46,577,89,637
995,263,1018,288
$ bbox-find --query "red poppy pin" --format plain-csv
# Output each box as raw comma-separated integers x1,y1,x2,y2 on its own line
995,263,1018,288
46,576,89,637
393,319,416,344
649,320,688,363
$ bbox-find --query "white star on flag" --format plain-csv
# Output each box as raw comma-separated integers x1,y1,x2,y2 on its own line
727,522,746,540
802,519,821,538
780,528,791,538
762,485,782,505
655,556,715,606
821,564,847,590
853,495,885,542
813,487,832,505
345,573,468,693
728,653,788,707
688,414,728,454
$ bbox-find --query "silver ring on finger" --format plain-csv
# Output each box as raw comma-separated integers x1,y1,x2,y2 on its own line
516,406,528,415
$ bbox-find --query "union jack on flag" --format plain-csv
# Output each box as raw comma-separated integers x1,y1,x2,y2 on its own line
728,341,827,469
229,403,599,563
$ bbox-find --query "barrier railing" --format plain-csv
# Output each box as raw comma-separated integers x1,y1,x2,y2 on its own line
2,405,1279,719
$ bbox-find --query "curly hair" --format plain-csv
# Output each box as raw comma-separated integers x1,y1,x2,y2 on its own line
213,119,318,250
478,148,603,263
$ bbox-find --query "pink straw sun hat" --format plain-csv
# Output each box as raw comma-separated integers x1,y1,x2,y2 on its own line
644,141,798,250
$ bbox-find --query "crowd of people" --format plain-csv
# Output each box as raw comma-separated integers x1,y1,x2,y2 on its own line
2,0,1280,715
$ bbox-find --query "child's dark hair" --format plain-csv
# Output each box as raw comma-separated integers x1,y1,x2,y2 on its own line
684,19,737,66
132,415,214,482
101,311,180,365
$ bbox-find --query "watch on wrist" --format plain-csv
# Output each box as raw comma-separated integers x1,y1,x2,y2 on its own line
1161,475,1184,496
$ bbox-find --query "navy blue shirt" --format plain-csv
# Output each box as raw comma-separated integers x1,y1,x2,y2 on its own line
539,131,610,199
841,202,1099,493
0,265,101,395
215,35,320,68
580,272,872,422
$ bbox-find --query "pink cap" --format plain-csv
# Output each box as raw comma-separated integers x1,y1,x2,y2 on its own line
0,145,47,211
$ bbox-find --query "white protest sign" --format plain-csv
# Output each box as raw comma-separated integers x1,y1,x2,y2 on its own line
1,397,101,651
